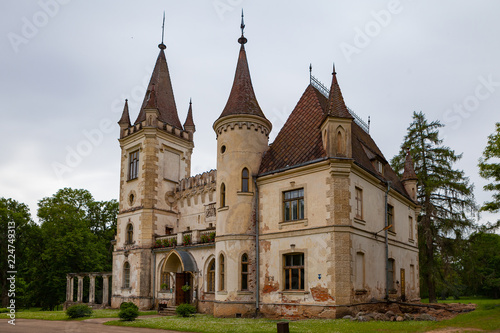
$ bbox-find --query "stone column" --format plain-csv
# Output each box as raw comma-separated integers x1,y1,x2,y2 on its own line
77,275,84,302
66,275,71,301
70,276,74,301
192,230,200,244
89,274,96,304
102,275,110,306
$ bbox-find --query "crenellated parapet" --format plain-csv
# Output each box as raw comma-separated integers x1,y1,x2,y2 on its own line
174,170,217,207
120,120,191,141
214,119,271,138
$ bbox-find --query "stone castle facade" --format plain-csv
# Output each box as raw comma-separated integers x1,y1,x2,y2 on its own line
111,23,420,319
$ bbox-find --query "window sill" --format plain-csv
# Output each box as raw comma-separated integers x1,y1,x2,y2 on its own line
388,230,396,236
217,206,229,212
122,287,132,291
237,191,254,196
126,178,138,183
355,289,368,295
217,291,227,295
237,291,252,295
408,238,414,244
279,290,309,295
354,217,365,225
205,291,215,295
279,219,308,229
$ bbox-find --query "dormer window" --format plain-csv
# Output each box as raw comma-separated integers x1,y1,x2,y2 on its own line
373,160,384,175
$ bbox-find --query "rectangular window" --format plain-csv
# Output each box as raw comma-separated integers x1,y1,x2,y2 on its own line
410,264,415,289
355,252,365,290
387,204,394,232
128,150,139,180
160,272,170,290
241,254,249,291
409,216,414,240
284,253,304,290
283,188,304,221
388,259,395,291
355,187,363,219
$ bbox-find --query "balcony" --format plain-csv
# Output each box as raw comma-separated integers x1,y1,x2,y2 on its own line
154,229,215,249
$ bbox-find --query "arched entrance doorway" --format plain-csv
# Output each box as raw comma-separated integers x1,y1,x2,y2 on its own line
161,250,198,305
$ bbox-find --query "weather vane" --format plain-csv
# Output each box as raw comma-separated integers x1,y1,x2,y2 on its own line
238,9,247,44
159,11,166,50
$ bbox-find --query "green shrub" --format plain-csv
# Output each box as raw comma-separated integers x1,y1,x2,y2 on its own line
120,302,138,311
0,308,8,313
119,307,139,321
66,304,93,318
175,303,196,317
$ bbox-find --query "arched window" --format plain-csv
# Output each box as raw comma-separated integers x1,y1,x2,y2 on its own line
220,183,226,207
241,168,249,192
219,254,225,291
241,253,249,291
126,223,134,244
337,130,346,156
123,262,130,288
208,259,215,292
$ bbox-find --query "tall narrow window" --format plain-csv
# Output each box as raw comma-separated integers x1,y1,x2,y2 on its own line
355,252,365,290
355,187,363,219
409,216,414,240
128,150,139,180
337,130,346,156
387,204,394,232
220,183,226,207
208,259,215,292
283,188,304,221
283,253,304,290
160,272,170,290
241,253,249,291
410,264,415,289
241,168,249,192
123,262,130,288
126,223,133,244
388,259,395,291
219,254,225,291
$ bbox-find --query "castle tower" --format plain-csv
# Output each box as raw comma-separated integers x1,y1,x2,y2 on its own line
212,14,272,317
401,149,418,201
112,39,195,309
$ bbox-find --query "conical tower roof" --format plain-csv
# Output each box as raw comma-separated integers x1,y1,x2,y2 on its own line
217,14,268,122
326,65,353,119
402,149,418,181
183,99,195,130
134,45,182,128
118,99,131,126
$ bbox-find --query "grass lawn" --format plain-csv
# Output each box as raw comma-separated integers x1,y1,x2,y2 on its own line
0,308,157,321
105,297,500,333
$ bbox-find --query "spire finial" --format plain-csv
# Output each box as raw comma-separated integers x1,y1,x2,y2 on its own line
332,62,336,75
189,97,192,105
309,63,312,84
158,11,166,50
238,9,247,45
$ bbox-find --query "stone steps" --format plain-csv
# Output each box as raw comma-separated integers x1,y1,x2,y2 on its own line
158,307,177,316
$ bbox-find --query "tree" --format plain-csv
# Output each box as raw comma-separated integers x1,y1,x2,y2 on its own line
0,198,39,308
478,122,500,229
32,188,117,309
391,111,476,303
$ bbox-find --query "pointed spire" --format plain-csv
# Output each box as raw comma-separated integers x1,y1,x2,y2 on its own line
217,14,267,121
134,41,182,128
402,148,418,181
118,99,131,126
183,98,195,133
326,63,353,119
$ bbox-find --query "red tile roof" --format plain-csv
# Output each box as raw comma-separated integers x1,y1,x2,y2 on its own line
327,70,353,119
217,44,268,121
134,49,182,129
118,99,131,126
183,100,195,129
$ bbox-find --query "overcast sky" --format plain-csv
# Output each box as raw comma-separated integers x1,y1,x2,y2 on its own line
1,0,499,226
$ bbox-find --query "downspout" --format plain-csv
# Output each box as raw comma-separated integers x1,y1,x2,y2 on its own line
152,249,156,308
254,177,260,315
384,181,391,300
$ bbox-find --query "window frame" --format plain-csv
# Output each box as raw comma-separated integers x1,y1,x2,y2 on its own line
241,253,249,291
218,254,225,291
283,253,305,291
355,187,363,220
220,183,226,208
160,272,170,291
283,188,305,222
128,150,139,180
355,251,365,291
123,262,131,289
126,223,134,244
241,168,250,192
387,204,394,233
207,258,215,293
388,258,395,292
408,216,414,240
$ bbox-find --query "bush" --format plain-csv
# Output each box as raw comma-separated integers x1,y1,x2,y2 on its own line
66,304,93,318
119,307,139,321
175,303,196,317
120,301,138,311
0,308,8,313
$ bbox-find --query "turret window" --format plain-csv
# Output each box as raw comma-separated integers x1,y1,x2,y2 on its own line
128,150,139,180
220,183,226,207
219,254,225,291
241,253,249,291
241,168,249,192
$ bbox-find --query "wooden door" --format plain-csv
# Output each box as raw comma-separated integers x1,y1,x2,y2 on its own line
400,268,406,301
175,273,186,305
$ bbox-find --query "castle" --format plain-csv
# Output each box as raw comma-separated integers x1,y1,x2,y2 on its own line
111,19,420,319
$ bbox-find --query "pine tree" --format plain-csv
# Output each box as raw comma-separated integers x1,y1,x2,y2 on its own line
391,111,476,303
478,122,500,229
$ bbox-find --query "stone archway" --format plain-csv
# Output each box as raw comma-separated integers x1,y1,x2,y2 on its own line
161,250,198,306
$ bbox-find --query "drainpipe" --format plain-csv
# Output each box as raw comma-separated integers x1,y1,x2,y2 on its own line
152,248,156,308
384,181,391,300
254,177,260,315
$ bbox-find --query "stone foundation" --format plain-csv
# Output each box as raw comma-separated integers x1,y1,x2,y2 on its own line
214,302,256,318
